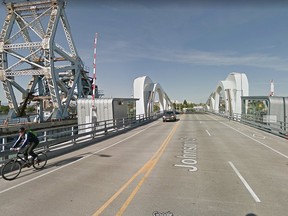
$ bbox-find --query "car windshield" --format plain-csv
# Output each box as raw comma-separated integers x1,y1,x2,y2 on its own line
165,111,174,115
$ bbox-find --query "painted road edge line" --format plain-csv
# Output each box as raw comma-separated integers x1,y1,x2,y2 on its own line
0,121,160,194
208,115,288,160
228,161,261,203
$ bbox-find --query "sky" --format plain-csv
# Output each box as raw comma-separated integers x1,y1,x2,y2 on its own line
1,0,288,104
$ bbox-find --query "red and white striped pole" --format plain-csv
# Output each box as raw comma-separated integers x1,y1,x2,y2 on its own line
92,32,98,108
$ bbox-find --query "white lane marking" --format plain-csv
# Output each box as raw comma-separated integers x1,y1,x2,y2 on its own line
0,121,160,194
252,134,266,140
228,161,261,203
208,115,288,159
205,129,211,136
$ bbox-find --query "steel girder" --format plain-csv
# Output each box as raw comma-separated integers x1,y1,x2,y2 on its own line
0,0,92,121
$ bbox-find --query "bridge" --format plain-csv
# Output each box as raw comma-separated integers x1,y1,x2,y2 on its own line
1,113,288,216
134,76,174,117
206,72,249,116
0,0,94,122
0,0,174,125
1,1,288,215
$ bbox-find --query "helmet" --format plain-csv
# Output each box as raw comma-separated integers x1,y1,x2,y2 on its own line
18,127,26,133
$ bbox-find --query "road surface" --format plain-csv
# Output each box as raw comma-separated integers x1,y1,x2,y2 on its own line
1,113,288,216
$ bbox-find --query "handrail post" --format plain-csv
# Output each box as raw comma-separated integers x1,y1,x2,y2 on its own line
93,122,96,138
43,130,49,151
1,137,8,160
1,137,6,152
105,121,108,134
72,126,76,144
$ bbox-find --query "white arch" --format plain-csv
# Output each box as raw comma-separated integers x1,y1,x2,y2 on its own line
133,76,173,117
207,73,249,115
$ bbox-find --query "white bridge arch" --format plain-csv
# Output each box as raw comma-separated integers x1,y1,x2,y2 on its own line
206,73,249,115
133,76,173,117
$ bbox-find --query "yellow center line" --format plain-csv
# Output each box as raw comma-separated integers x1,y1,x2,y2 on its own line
93,122,180,216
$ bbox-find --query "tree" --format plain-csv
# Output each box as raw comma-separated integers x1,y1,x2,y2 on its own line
153,104,160,112
26,105,35,113
183,100,188,106
0,105,9,114
172,102,177,110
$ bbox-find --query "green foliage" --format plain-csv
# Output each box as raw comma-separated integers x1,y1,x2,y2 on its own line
183,100,188,106
175,99,201,111
0,105,36,114
172,103,176,109
26,105,35,113
153,104,160,112
181,99,194,109
0,105,9,114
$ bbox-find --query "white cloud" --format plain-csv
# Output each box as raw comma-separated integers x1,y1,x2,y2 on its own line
167,51,288,71
99,42,288,72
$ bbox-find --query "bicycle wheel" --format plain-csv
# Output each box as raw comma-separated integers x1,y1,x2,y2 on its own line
33,152,47,170
1,160,22,181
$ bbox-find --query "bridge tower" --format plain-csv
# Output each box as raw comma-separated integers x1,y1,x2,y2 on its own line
0,0,93,121
134,76,174,117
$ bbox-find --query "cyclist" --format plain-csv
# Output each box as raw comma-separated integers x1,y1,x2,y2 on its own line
10,127,39,165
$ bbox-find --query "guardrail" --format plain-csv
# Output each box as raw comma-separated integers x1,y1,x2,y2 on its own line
0,113,162,165
0,116,33,126
212,111,288,138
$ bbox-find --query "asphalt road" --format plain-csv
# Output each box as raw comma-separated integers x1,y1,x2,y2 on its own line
1,113,288,216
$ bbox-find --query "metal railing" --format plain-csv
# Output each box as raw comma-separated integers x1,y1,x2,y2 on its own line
0,116,35,126
0,113,162,165
213,111,288,138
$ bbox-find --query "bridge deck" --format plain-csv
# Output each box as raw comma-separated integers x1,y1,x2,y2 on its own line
0,113,287,216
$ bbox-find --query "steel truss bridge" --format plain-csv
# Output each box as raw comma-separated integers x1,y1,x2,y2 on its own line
0,0,95,122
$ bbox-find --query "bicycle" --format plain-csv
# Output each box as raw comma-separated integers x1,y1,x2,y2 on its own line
1,150,48,181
